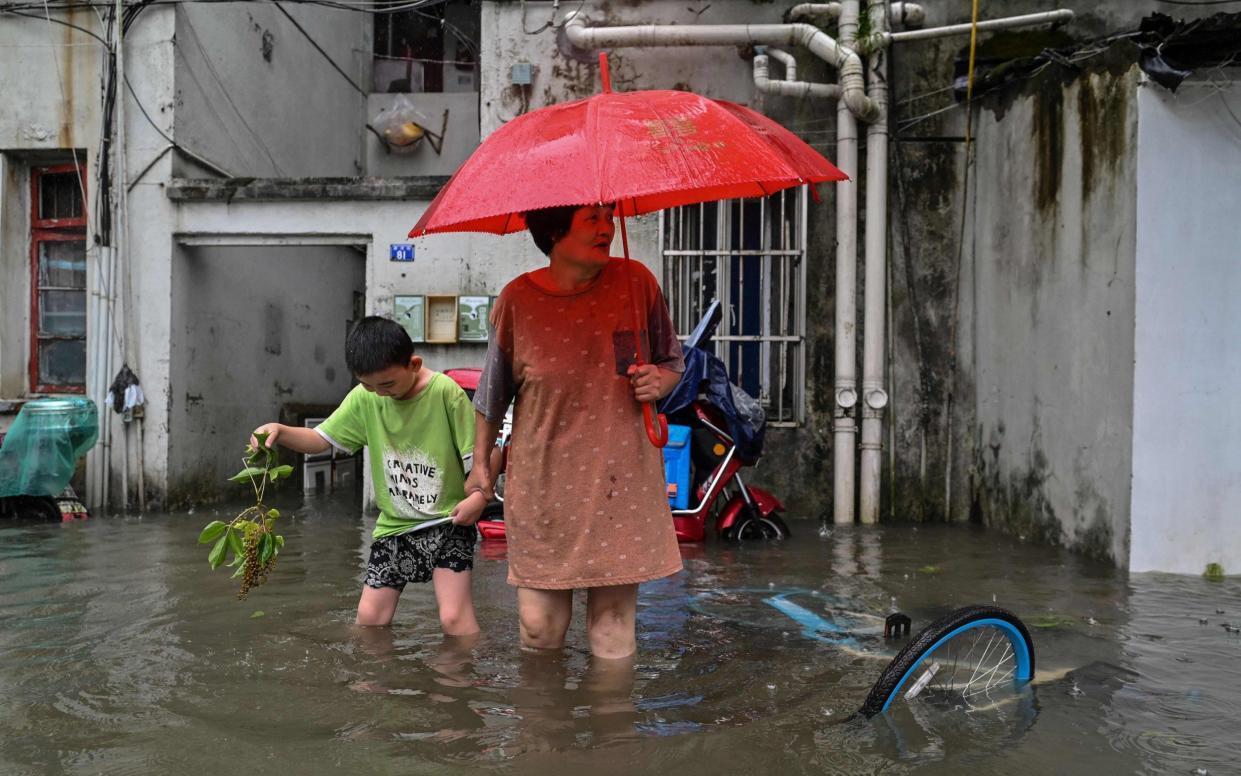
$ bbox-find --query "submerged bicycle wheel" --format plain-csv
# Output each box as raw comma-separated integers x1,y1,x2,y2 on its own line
860,606,1035,718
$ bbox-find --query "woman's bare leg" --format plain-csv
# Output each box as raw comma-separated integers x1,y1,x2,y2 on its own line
585,584,638,659
517,587,573,649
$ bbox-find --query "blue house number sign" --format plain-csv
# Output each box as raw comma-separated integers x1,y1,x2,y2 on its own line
390,244,415,262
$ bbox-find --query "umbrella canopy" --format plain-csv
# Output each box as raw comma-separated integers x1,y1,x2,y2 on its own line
410,55,846,447
409,89,846,237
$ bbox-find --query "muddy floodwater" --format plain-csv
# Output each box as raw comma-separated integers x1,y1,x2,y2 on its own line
3,495,1239,775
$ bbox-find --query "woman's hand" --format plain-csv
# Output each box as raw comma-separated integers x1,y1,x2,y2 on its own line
628,364,667,403
450,490,489,526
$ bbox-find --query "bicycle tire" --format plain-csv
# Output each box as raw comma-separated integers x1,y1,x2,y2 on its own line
860,605,1034,718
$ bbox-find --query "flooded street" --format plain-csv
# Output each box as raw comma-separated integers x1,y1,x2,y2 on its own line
3,496,1239,775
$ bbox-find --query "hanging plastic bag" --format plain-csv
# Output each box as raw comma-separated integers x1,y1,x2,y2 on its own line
371,95,433,154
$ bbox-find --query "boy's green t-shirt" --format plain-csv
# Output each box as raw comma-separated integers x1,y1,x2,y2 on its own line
315,372,474,538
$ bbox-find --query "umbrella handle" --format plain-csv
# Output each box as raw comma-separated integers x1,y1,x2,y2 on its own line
643,402,669,448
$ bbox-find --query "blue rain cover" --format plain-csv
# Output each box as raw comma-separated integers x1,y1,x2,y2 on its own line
658,346,766,463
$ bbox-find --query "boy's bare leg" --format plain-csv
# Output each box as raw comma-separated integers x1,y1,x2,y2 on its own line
432,568,480,636
585,584,638,660
517,587,573,650
356,585,401,626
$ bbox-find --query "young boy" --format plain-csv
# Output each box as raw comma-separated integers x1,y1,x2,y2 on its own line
250,316,486,634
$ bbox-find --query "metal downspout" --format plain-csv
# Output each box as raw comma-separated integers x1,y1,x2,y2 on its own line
859,0,889,525
831,0,860,524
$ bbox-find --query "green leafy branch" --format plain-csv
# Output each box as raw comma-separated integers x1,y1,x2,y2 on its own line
198,431,292,599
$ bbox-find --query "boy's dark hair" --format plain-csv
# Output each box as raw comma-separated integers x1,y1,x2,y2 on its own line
524,205,579,256
345,316,414,375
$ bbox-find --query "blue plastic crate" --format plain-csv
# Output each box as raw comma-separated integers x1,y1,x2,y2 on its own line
662,424,693,510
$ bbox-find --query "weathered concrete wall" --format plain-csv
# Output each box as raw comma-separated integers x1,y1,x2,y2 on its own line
119,8,181,510
0,7,179,508
173,3,368,177
0,10,102,400
167,245,364,501
962,57,1139,565
1130,78,1241,575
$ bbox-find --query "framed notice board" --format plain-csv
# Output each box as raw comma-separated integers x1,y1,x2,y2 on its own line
425,295,458,343
458,296,490,342
393,295,425,343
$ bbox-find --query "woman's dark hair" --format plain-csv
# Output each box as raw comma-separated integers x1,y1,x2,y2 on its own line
524,205,579,256
345,316,414,376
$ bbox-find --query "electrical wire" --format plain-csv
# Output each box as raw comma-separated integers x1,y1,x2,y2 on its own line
4,0,456,15
123,73,234,177
179,11,287,174
273,2,366,96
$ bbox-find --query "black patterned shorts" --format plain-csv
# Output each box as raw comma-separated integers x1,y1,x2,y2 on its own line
364,523,477,590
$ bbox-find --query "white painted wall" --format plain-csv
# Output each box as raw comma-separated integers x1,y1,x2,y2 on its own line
1130,78,1241,575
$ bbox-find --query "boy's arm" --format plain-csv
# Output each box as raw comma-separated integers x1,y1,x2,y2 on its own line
250,422,331,455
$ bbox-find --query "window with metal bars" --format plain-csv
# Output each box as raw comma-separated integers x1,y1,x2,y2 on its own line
660,188,807,426
30,164,87,394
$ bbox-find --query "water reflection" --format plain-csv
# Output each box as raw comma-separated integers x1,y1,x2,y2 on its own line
2,505,1240,774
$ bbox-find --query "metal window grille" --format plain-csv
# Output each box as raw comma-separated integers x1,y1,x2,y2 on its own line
660,187,807,426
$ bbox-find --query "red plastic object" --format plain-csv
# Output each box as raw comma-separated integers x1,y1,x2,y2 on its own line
444,367,481,392
477,519,507,542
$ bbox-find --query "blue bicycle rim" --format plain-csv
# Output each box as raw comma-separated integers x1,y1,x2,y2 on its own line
880,617,1034,714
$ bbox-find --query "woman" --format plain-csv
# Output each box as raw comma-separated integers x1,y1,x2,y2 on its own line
469,203,685,660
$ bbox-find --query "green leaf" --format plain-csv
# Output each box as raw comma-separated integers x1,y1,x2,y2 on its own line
253,430,270,449
267,508,280,519
208,535,228,569
250,610,265,618
274,534,285,549
197,521,227,544
227,526,245,559
268,464,294,482
229,467,267,483
259,533,274,564
232,565,244,578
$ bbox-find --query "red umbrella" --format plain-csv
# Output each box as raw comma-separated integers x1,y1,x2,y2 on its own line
411,54,847,445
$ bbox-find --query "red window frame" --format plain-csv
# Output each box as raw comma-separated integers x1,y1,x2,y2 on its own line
29,163,88,394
